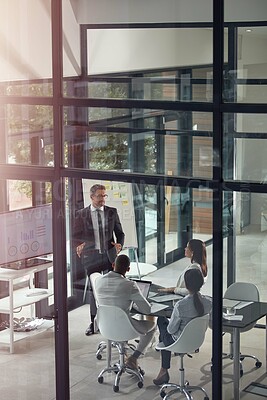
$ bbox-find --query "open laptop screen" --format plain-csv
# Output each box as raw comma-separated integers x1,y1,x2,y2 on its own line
131,279,151,299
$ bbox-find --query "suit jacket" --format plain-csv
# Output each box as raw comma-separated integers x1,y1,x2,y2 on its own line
95,271,151,333
73,205,125,266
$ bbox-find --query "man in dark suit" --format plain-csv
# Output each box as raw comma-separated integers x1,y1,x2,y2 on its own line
74,184,125,335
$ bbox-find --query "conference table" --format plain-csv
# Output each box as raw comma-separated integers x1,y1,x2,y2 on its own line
222,301,267,400
126,262,157,278
142,288,267,400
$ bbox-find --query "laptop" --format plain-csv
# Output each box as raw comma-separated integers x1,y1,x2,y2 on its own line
131,279,152,298
132,279,169,314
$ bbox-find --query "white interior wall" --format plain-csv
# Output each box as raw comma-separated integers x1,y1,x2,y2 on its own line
1,0,267,81
0,0,80,82
241,35,267,73
63,0,81,77
0,0,52,81
71,0,213,24
71,0,267,24
88,28,213,74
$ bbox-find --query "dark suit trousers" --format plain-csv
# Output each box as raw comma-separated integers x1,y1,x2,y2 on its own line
83,251,112,318
157,316,175,369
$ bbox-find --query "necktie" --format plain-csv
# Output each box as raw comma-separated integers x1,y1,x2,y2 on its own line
97,210,104,253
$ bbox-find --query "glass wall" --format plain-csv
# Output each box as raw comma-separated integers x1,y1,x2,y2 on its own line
0,178,55,398
0,104,54,167
1,0,267,399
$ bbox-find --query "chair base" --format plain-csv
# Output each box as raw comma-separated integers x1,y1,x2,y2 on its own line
95,340,136,361
222,337,262,377
160,354,209,400
160,382,209,400
97,341,144,392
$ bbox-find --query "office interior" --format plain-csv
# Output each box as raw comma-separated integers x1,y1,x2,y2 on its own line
0,0,267,399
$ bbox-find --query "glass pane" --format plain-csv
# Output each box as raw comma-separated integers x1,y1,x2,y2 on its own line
64,106,213,179
224,190,267,300
0,104,54,166
0,178,55,398
67,177,213,292
63,26,213,102
67,176,213,398
222,189,267,398
0,0,52,95
224,24,267,103
223,113,267,182
166,186,213,255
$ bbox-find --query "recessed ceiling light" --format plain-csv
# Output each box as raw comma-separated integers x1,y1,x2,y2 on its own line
246,29,252,33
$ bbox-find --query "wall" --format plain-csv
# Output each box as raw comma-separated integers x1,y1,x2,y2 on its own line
0,0,81,81
71,0,267,24
2,0,267,80
88,28,213,74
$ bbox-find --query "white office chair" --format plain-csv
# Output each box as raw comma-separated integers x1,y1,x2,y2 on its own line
155,314,210,400
222,282,262,377
89,273,136,362
96,304,144,392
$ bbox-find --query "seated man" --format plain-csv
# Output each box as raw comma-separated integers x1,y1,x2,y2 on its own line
95,254,156,370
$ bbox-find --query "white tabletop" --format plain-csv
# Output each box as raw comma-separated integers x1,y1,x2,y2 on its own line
126,262,157,278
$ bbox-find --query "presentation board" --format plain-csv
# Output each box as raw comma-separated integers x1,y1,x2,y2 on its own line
0,204,53,265
82,179,138,249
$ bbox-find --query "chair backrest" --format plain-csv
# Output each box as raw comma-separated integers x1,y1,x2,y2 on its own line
96,305,140,342
90,272,102,306
158,314,209,354
224,282,259,302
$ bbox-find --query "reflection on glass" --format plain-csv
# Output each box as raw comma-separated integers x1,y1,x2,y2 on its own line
0,104,54,166
224,26,267,103
223,191,267,302
64,107,213,179
224,113,267,182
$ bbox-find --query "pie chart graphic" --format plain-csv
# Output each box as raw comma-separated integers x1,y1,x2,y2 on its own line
31,241,40,252
20,243,29,254
8,246,17,257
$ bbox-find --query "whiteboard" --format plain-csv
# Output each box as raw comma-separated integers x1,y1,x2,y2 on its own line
0,204,53,265
82,179,138,249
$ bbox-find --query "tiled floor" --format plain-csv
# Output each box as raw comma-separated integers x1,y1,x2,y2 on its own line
68,304,267,400
1,231,267,399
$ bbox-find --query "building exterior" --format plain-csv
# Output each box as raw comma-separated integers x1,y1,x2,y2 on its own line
1,1,267,398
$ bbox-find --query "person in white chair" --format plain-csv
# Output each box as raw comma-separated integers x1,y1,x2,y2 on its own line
95,254,156,371
158,239,208,296
153,268,212,386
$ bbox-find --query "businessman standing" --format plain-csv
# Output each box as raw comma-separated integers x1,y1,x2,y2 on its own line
73,184,125,335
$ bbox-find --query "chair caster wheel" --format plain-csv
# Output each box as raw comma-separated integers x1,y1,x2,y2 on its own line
96,354,102,360
240,369,243,378
138,381,143,388
139,368,145,376
98,376,103,384
204,397,209,400
113,385,119,392
256,361,262,368
160,390,166,398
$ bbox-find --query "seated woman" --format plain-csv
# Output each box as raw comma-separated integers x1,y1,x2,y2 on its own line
153,268,212,385
158,238,208,296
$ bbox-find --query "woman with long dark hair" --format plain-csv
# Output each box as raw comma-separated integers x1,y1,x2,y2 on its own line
153,268,212,386
159,238,208,296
